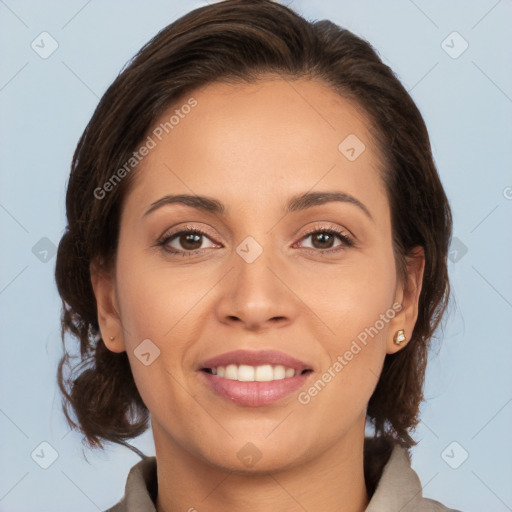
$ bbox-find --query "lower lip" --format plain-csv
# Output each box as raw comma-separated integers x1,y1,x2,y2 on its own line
199,370,312,406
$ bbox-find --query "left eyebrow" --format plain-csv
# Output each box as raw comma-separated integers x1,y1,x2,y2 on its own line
286,191,373,222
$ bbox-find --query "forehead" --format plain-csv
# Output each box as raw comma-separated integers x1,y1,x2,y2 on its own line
124,77,387,216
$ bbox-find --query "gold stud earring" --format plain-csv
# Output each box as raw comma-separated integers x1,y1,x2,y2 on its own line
393,329,406,346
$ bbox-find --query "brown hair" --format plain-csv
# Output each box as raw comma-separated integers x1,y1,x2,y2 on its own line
56,0,451,458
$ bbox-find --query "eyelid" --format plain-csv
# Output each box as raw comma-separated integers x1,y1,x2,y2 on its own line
300,222,354,240
159,223,220,242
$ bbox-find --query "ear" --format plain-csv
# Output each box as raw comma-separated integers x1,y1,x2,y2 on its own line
386,246,425,354
90,260,126,353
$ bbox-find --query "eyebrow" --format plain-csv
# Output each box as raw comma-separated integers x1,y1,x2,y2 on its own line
143,191,373,221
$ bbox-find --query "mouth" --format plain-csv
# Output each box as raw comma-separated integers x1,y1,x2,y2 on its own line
197,350,315,406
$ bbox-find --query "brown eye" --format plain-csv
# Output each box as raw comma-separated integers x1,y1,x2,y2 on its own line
298,227,354,253
158,228,219,255
178,232,203,250
310,232,336,249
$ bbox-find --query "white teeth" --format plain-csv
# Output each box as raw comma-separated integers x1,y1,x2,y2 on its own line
285,367,295,378
208,364,304,381
255,364,274,381
238,364,255,381
225,364,238,380
273,365,285,380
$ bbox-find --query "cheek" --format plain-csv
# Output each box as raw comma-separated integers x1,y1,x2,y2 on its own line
302,250,396,407
114,235,200,343
113,242,213,396
300,298,392,421
298,247,397,338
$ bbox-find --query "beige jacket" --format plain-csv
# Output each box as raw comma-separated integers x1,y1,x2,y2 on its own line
105,443,462,511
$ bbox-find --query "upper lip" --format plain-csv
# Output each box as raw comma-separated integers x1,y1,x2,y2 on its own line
199,349,313,372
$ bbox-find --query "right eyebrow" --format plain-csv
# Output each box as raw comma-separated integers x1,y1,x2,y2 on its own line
143,194,225,218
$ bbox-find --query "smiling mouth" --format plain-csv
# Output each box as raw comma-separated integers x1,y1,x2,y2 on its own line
201,364,313,382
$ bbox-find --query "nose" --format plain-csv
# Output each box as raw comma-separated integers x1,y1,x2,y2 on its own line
215,245,296,332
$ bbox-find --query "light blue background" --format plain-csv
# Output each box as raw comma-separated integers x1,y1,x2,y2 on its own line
1,1,511,511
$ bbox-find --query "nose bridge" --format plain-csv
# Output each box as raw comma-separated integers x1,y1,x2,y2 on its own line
216,233,292,327
233,234,281,303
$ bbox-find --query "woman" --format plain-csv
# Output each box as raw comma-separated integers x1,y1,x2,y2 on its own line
55,1,461,511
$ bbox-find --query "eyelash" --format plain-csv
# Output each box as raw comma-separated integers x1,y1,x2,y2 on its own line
156,223,355,257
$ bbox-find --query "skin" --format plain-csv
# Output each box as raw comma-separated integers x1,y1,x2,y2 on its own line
91,77,424,512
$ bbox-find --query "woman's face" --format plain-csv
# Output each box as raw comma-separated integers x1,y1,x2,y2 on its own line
93,78,423,472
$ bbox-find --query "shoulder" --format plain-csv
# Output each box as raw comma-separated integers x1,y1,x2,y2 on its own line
365,439,464,512
103,456,157,512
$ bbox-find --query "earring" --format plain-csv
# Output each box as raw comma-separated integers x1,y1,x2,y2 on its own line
109,336,116,341
393,329,406,346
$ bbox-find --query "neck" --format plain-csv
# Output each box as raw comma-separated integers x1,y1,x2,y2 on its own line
153,420,369,512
